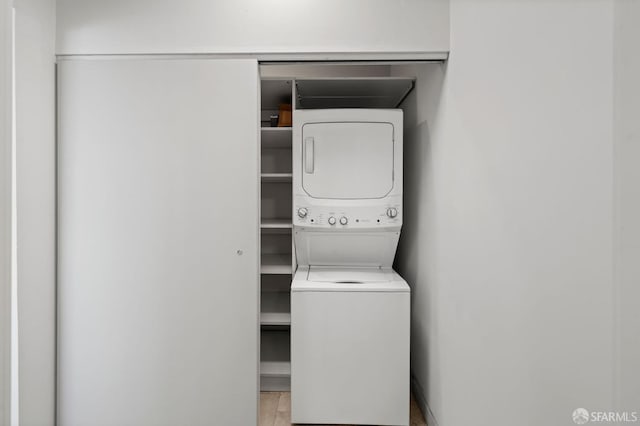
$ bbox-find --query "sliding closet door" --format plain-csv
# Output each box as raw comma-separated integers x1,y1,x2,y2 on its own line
57,59,259,426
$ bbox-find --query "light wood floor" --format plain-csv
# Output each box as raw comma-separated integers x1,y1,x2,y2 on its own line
260,392,427,426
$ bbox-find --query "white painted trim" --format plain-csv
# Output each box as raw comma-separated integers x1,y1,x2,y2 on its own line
0,0,12,424
56,51,448,62
14,0,56,424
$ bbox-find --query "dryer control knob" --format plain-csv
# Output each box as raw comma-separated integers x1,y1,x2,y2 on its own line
387,208,398,218
297,208,308,218
328,216,336,225
339,216,348,225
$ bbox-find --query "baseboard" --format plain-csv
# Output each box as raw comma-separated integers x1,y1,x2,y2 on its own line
411,374,439,426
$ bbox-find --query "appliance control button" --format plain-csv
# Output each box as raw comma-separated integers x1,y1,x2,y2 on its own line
297,208,308,218
339,216,348,225
387,208,398,218
328,216,336,225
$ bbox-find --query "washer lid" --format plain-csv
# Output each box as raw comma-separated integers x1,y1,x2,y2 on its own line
307,266,394,283
292,266,410,292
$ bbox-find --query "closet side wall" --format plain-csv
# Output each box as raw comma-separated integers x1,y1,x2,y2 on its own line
394,1,615,425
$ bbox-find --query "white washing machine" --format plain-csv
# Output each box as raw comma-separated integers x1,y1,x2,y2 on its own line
291,266,410,425
291,109,410,426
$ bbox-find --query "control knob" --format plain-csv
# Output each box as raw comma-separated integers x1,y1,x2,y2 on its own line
297,208,308,218
339,216,348,225
328,216,336,225
386,208,398,218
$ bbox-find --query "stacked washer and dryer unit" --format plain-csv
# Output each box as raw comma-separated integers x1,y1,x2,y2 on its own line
291,108,410,426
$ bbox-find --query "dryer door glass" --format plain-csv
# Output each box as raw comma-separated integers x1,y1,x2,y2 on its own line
301,122,394,199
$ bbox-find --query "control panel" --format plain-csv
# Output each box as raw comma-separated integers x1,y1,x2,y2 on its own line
293,204,402,229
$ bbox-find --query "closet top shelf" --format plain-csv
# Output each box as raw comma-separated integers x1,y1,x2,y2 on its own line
295,77,415,109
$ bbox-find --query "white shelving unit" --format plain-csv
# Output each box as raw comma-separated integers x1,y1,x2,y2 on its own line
260,77,294,391
261,127,292,148
259,361,291,392
260,219,292,230
261,172,292,182
260,253,292,275
260,313,291,326
260,361,291,377
295,77,414,109
261,289,291,325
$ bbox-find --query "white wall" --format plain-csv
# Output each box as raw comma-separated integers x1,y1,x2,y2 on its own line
614,0,640,413
394,1,615,425
14,0,56,425
55,0,448,56
17,1,639,426
0,0,13,424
